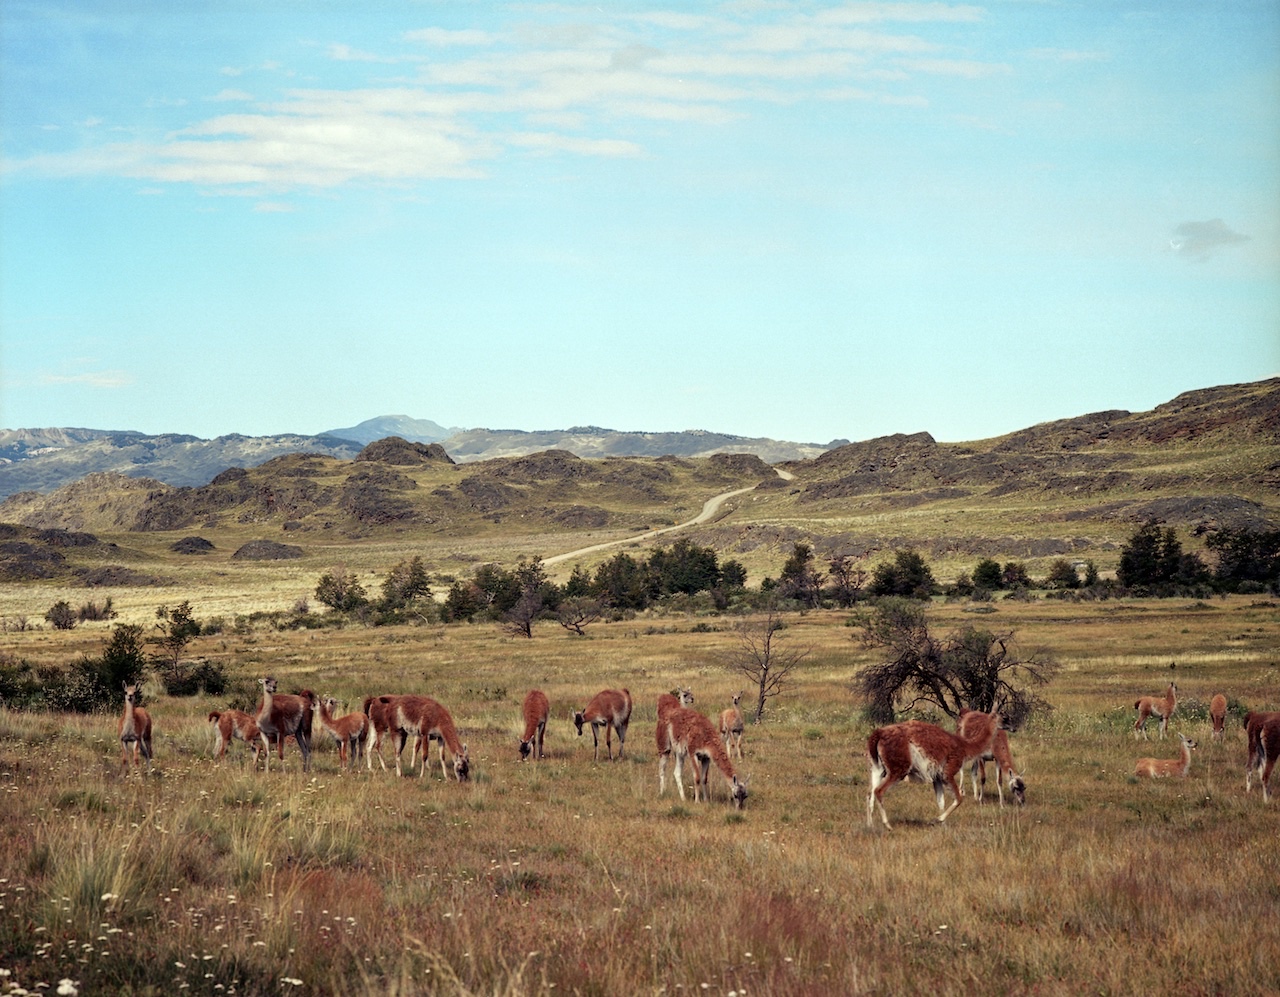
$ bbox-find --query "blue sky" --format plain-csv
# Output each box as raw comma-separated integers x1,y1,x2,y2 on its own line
2,1,1277,446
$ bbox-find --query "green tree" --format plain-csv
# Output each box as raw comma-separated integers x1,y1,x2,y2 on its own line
649,538,720,596
1117,520,1209,591
1002,562,1031,589
380,555,432,608
1045,560,1080,590
972,558,1003,591
315,566,368,612
443,581,482,622
869,549,937,600
563,563,594,598
779,541,821,608
592,551,652,611
719,559,748,590
1206,527,1280,590
154,601,201,666
473,563,522,615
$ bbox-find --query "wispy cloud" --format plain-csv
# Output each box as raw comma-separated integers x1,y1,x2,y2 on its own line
1171,219,1250,259
40,370,133,389
10,4,1010,192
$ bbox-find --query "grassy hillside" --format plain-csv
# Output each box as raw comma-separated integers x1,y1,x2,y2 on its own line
0,380,1275,624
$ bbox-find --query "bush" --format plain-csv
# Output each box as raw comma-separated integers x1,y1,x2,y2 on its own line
45,601,77,630
159,658,229,697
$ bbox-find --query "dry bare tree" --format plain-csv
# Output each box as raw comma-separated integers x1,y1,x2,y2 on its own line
722,609,810,723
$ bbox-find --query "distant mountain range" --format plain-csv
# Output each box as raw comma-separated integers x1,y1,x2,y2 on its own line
0,419,832,500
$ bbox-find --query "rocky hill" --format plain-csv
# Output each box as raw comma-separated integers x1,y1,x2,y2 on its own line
0,380,1274,583
0,423,826,500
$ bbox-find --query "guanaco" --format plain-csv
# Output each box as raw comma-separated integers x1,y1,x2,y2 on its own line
958,709,1025,807
208,709,262,766
1245,711,1280,799
118,682,153,776
866,710,1003,829
1209,694,1227,742
1135,732,1196,778
1134,681,1177,740
312,696,369,770
656,687,694,795
519,689,550,761
719,690,746,760
666,705,749,809
573,688,632,761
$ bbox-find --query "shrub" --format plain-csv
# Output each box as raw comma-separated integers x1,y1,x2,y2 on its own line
159,658,229,697
45,600,77,630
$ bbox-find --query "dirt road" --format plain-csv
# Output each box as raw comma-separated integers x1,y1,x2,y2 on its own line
542,478,770,567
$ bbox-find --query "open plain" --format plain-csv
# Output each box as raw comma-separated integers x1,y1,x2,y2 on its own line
1,590,1278,995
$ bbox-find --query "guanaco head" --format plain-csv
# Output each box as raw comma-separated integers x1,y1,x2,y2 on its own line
572,710,586,736
453,744,471,782
1009,774,1027,806
260,676,278,695
730,774,750,810
1179,733,1197,751
123,683,141,706
518,737,532,760
732,690,743,707
670,687,694,706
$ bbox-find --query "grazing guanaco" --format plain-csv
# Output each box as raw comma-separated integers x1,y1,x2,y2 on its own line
312,697,369,770
1209,694,1227,742
383,695,469,781
255,677,314,772
118,683,153,776
1135,732,1197,778
1245,711,1280,799
208,709,262,766
1134,681,1177,740
866,710,1003,829
666,705,749,809
719,690,746,761
656,687,694,795
362,694,401,772
958,709,1025,807
519,689,550,761
573,688,632,761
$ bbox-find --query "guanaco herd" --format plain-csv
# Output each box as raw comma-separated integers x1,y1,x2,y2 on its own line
117,672,1280,821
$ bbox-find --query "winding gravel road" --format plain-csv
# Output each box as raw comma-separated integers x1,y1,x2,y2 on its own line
543,467,793,567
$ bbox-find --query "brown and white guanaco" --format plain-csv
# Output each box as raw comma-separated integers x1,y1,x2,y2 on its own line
573,688,632,761
255,677,314,772
866,710,1004,829
1245,711,1280,799
312,696,369,770
1134,681,1177,740
519,689,550,761
665,704,748,809
958,709,1025,807
382,694,469,781
119,683,153,776
1135,732,1197,778
656,687,694,795
208,709,262,766
719,690,746,761
1209,694,1227,742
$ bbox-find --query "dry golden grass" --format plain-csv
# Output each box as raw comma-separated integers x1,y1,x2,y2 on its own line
1,595,1279,995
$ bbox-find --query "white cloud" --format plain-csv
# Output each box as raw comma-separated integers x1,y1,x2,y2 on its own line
10,5,1013,192
404,27,495,47
40,371,133,389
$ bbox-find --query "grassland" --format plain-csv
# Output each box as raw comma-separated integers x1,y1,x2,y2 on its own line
2,591,1279,996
